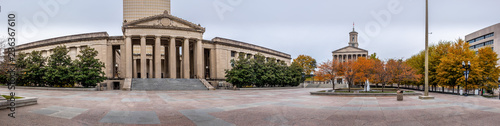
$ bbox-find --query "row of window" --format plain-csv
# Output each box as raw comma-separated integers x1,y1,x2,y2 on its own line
475,47,494,54
230,51,282,67
468,32,494,43
469,40,494,49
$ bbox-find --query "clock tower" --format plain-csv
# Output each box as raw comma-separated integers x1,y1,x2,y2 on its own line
349,25,359,48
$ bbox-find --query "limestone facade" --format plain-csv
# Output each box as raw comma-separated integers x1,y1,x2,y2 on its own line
15,0,291,90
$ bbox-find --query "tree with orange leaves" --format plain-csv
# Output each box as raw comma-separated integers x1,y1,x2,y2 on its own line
339,61,356,92
370,59,392,92
353,58,374,90
315,59,341,90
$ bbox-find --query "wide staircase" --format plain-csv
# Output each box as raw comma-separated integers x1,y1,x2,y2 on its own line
131,78,208,91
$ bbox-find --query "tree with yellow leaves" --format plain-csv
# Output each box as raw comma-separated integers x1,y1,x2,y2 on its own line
293,55,317,75
436,39,479,95
475,47,500,95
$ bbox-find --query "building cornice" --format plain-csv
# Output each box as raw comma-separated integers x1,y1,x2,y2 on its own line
16,32,110,51
210,37,291,60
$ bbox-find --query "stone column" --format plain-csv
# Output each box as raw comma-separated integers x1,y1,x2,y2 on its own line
119,45,125,78
107,45,113,78
149,59,153,78
210,49,217,79
183,38,190,79
76,47,81,57
125,37,133,78
194,39,203,79
140,36,147,79
133,59,137,78
169,37,177,78
154,36,162,78
164,45,168,78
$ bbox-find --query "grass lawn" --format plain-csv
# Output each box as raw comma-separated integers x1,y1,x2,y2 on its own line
1,95,24,99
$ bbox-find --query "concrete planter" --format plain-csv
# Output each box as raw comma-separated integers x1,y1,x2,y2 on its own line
0,86,96,91
0,97,38,110
310,91,423,96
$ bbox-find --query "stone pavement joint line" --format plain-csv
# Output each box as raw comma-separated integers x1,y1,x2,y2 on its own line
30,106,88,119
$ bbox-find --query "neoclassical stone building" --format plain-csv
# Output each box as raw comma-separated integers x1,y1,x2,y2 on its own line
331,27,369,84
16,0,291,90
332,27,368,62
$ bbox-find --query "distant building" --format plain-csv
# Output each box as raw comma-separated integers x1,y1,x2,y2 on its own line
465,23,499,64
330,27,369,84
331,27,369,62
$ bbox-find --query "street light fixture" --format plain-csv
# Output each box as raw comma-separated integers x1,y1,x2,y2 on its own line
462,61,471,96
419,0,434,99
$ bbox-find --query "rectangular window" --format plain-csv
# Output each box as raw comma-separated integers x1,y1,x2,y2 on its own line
231,51,236,57
485,32,494,38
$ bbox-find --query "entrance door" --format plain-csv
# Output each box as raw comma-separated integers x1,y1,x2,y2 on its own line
113,82,120,90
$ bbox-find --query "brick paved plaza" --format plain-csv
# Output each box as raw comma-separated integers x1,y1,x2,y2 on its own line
1,88,500,126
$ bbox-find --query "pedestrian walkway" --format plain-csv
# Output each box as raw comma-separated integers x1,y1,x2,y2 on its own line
1,88,500,125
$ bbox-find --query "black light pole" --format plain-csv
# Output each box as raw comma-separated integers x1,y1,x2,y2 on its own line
462,61,470,96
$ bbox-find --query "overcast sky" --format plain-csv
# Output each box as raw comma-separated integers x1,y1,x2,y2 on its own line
1,0,500,63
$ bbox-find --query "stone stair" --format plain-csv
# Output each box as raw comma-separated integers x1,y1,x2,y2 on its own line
131,78,208,91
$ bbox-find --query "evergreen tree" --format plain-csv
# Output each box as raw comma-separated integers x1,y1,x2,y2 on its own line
25,51,46,86
15,52,28,86
252,54,266,87
44,45,73,87
73,47,106,88
225,52,255,88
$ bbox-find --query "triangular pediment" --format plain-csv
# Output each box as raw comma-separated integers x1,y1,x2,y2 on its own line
123,12,205,33
332,46,368,53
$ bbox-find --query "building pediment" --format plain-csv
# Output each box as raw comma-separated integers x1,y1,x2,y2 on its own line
332,46,368,53
122,11,205,33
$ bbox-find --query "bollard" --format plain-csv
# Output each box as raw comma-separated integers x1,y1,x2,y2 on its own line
397,90,403,101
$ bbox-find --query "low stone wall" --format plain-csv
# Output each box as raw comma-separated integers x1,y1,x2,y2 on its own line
300,83,347,89
0,86,96,91
240,87,300,90
0,97,38,110
310,91,423,96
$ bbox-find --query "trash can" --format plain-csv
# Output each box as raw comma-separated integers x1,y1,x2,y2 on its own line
397,90,403,101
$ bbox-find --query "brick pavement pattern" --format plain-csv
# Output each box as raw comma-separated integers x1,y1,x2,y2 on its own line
1,88,500,125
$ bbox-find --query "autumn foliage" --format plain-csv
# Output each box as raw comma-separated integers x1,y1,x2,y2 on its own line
315,56,418,92
406,39,500,94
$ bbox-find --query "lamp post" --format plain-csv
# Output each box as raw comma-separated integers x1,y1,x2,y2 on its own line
462,61,470,96
419,0,434,99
